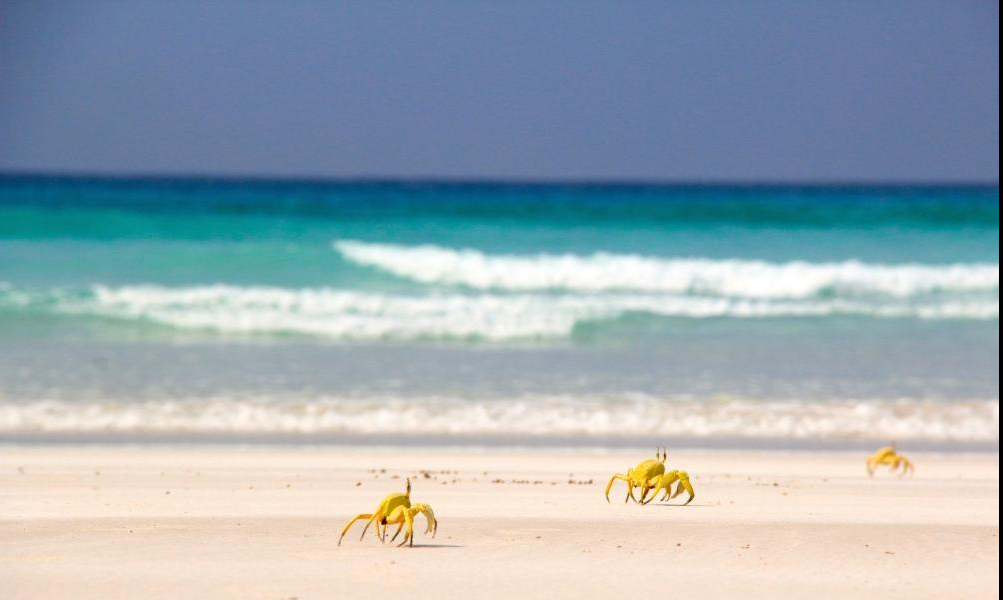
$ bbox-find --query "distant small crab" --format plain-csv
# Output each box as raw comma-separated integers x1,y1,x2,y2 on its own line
338,478,438,547
605,448,695,505
866,445,914,477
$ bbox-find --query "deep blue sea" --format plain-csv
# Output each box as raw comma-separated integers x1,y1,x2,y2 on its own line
0,176,998,447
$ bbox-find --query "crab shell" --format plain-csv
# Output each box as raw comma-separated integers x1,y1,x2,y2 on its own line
629,458,666,486
376,492,411,524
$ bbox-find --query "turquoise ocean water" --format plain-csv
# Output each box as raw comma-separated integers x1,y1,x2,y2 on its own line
0,176,998,447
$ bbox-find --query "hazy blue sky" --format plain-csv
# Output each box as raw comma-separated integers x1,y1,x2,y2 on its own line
0,1,998,182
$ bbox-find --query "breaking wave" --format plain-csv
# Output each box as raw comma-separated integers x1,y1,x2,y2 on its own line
334,240,999,298
0,283,997,341
0,395,996,443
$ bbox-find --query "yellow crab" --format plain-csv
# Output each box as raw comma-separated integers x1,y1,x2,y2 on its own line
641,469,695,505
866,445,915,477
338,478,438,547
604,448,665,503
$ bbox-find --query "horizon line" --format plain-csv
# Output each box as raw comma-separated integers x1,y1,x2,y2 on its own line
0,169,998,190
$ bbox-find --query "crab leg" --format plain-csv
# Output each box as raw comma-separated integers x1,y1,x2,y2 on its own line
626,471,644,503
604,473,630,503
338,513,374,545
640,473,672,504
397,508,415,547
380,505,406,543
642,473,665,503
389,520,406,543
638,482,653,504
360,513,385,541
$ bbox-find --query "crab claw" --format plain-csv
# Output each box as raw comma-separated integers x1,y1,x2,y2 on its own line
641,469,695,506
413,503,437,537
672,471,695,505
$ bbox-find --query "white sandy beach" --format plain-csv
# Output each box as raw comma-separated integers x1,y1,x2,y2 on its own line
1,445,998,599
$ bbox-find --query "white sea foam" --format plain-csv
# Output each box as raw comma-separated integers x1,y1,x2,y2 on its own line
0,395,996,443
334,240,1000,298
15,284,987,340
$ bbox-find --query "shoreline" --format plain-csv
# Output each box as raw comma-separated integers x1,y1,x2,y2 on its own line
2,445,998,599
1,435,999,453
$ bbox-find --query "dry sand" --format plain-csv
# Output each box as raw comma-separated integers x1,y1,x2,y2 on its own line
1,445,998,599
